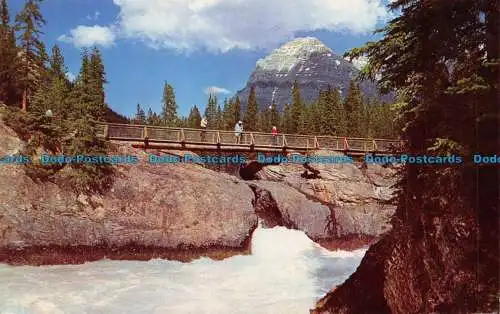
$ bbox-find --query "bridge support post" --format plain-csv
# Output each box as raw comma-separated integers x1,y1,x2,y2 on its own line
143,126,149,148
103,124,109,140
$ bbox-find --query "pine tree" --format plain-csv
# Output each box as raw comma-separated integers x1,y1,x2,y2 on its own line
297,104,312,135
290,80,304,133
146,107,154,125
280,103,293,134
257,106,272,132
344,80,363,136
0,0,19,106
66,49,94,121
87,47,106,121
161,82,178,126
318,86,345,136
134,103,146,124
216,103,223,129
222,98,233,130
204,94,218,128
269,102,280,130
232,96,241,126
243,85,258,131
15,0,47,111
309,101,321,134
49,44,67,80
343,0,499,311
187,105,201,128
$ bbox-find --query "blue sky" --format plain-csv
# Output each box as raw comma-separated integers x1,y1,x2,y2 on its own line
10,0,393,118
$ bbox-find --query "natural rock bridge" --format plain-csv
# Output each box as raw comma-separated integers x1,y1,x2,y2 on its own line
97,123,404,156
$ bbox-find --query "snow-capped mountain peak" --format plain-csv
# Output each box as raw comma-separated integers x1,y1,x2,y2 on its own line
256,37,333,73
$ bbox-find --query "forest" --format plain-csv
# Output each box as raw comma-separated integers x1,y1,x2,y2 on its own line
133,80,398,139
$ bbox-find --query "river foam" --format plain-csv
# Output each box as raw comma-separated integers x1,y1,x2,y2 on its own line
0,225,366,314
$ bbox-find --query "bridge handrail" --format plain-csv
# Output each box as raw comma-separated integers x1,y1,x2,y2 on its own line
98,122,402,143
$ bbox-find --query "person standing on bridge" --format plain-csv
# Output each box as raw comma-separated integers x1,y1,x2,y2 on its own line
271,126,279,146
235,121,243,144
200,116,207,142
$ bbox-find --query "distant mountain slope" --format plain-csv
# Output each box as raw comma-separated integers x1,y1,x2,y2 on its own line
235,37,390,111
105,107,129,124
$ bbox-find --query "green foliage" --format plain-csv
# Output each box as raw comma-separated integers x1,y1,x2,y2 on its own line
344,80,363,136
161,81,178,126
318,86,345,136
204,94,218,128
187,105,201,128
243,86,258,131
133,103,146,124
269,102,280,129
49,44,66,80
345,0,499,310
280,103,293,134
290,80,303,133
146,107,162,126
15,0,47,111
0,0,19,106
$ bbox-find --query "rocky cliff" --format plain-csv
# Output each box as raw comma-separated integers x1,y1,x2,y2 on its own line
312,177,499,313
0,114,397,265
234,37,391,111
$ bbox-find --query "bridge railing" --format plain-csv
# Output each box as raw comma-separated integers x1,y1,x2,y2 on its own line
96,123,404,152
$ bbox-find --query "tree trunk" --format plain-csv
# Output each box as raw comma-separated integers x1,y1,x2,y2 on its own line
21,89,27,112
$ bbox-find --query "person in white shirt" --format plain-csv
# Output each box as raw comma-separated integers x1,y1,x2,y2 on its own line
234,121,243,144
200,116,207,142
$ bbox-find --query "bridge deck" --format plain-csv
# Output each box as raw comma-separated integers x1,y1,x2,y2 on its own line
97,123,404,155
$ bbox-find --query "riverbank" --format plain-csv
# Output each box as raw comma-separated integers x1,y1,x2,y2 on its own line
0,113,397,265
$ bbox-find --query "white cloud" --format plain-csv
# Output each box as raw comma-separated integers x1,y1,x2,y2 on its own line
86,11,101,21
65,71,76,82
111,0,390,53
58,25,116,48
204,86,231,95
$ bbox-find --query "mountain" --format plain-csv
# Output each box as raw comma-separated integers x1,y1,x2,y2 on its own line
234,37,389,111
105,107,129,124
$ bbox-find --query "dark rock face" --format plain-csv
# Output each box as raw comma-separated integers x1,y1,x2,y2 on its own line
234,37,391,111
312,193,499,313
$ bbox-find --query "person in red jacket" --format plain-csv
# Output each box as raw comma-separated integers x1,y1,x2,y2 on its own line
271,126,279,146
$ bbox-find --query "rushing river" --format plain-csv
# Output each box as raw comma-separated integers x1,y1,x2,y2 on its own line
0,225,366,314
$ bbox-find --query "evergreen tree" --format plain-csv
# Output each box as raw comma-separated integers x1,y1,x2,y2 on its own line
344,80,363,136
297,104,312,135
309,101,321,134
161,82,178,126
318,86,345,136
232,96,241,126
66,50,94,121
344,0,499,311
187,105,201,128
0,0,19,106
49,44,66,80
216,103,223,129
146,107,154,125
257,106,272,132
269,102,280,129
280,103,293,134
204,94,218,128
88,47,106,120
222,98,233,130
134,103,146,124
290,80,304,133
15,0,47,111
243,85,258,131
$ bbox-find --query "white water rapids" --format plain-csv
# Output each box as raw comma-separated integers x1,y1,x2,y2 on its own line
0,225,366,314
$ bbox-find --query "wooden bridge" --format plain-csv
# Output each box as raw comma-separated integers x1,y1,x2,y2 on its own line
96,123,404,155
